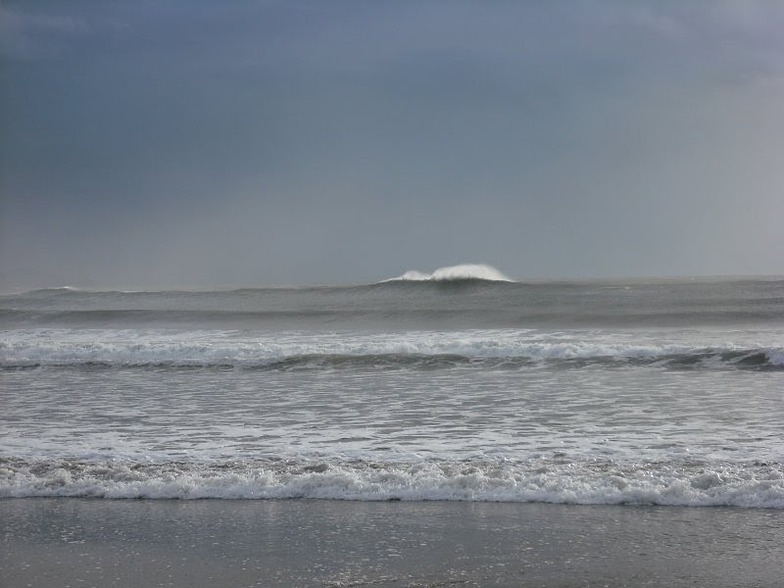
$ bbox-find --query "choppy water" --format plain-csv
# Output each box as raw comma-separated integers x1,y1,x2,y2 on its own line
1,272,783,506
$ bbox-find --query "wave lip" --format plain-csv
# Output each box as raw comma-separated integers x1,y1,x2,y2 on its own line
383,264,513,283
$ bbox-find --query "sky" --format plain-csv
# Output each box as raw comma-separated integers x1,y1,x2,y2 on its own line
2,0,783,290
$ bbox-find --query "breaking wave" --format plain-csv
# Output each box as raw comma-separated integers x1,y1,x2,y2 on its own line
1,329,781,371
2,456,782,507
383,264,512,282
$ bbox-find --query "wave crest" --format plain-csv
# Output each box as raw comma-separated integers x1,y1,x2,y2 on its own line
384,264,512,283
3,456,783,507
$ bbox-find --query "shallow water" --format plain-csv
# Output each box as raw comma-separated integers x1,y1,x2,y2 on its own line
2,499,783,587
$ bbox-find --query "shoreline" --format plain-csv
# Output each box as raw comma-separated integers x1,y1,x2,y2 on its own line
2,498,782,587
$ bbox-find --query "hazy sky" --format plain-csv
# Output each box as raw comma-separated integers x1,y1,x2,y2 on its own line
2,1,783,289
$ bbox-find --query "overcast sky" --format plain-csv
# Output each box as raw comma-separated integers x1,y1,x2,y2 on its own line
2,1,783,289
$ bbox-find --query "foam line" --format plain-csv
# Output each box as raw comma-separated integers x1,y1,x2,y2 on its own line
2,457,782,507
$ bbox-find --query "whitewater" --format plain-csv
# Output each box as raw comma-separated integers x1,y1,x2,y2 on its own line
1,267,783,507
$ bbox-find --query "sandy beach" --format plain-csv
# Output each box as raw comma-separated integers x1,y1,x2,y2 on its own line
2,498,782,587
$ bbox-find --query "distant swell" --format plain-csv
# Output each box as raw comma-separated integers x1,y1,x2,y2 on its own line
2,456,782,507
3,277,783,330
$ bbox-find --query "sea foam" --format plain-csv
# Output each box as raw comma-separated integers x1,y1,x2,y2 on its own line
2,457,783,507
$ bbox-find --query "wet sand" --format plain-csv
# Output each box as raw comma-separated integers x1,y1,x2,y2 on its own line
2,498,782,587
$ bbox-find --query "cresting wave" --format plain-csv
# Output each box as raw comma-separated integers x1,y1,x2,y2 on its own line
2,329,782,370
2,457,782,507
2,351,781,372
383,263,512,282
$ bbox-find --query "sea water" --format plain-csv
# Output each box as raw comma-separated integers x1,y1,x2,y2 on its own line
1,270,783,506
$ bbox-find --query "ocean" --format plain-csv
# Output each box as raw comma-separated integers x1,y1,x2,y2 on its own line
2,269,783,507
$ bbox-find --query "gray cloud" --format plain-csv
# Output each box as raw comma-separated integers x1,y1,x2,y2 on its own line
0,6,89,59
2,1,783,290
